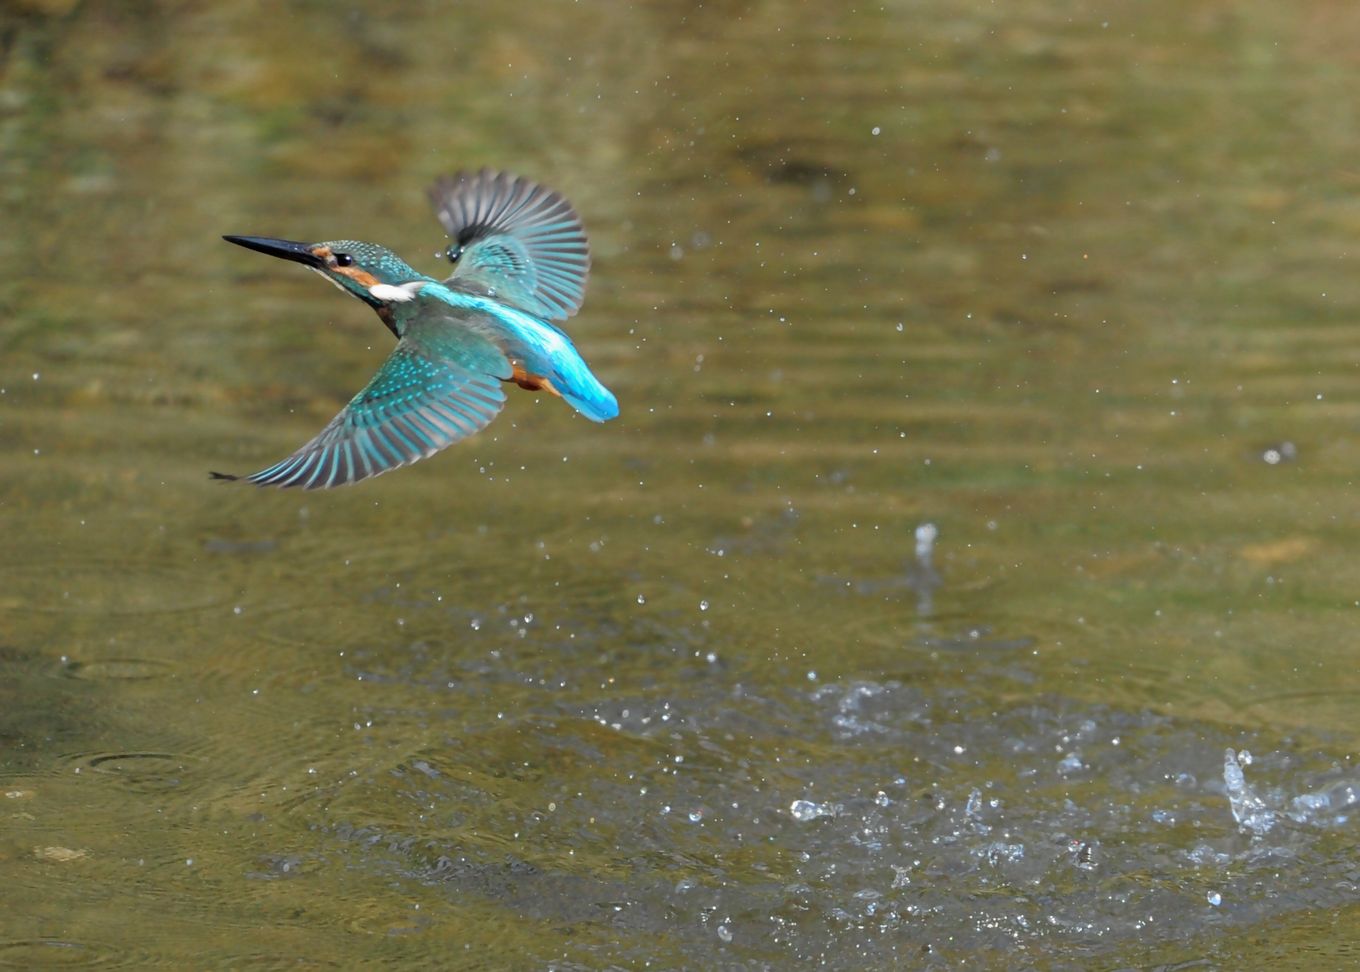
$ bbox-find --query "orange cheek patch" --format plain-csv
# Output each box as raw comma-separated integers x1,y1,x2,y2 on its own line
307,246,380,288
335,265,380,288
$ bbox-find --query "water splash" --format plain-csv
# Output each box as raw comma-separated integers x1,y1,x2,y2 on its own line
789,799,841,822
1223,749,1277,835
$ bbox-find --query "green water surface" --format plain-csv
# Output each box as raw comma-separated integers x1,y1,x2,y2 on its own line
2,1,1359,967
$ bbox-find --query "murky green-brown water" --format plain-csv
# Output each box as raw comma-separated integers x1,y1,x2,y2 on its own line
3,1,1360,967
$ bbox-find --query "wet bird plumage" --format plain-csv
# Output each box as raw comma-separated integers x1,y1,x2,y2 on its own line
213,171,617,489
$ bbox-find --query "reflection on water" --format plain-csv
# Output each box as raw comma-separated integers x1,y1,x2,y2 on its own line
3,0,1360,966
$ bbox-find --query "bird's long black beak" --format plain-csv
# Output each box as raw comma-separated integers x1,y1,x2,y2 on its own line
223,235,322,267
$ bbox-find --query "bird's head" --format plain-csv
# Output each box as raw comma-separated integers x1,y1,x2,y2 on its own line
223,236,429,308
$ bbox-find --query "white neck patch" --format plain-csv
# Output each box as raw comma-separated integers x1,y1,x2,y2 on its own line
369,281,424,303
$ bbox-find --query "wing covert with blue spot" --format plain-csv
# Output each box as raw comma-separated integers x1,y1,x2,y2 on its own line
228,339,508,489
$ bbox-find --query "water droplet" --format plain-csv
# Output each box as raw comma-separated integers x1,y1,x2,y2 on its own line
789,799,836,822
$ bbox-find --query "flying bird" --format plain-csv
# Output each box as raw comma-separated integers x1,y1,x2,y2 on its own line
213,170,616,489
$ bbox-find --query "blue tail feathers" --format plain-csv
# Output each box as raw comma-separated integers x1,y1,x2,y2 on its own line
554,360,618,422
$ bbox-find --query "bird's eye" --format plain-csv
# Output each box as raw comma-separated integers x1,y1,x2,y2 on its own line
334,253,354,267
446,245,462,264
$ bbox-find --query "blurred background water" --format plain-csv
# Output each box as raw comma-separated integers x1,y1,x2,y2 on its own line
3,0,1360,967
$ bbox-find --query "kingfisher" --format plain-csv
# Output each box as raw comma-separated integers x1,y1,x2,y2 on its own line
212,169,617,489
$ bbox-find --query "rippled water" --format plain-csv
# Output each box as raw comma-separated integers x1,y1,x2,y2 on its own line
3,1,1360,967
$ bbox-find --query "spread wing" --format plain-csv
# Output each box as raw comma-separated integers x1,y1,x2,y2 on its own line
213,322,511,489
427,169,590,322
